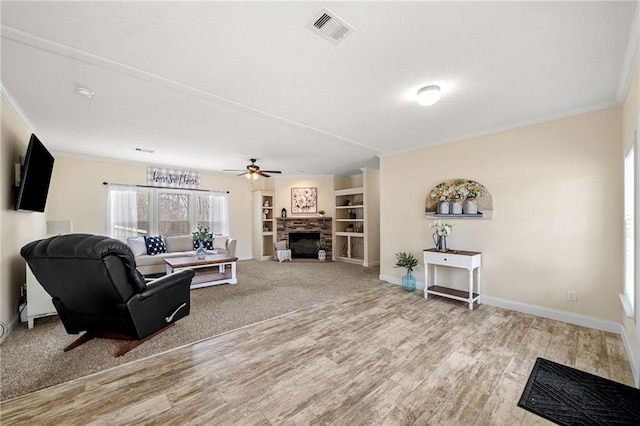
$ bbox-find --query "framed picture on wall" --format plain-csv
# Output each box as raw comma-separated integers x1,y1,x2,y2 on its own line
291,187,317,214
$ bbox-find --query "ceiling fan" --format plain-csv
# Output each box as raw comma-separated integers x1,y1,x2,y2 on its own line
223,159,282,179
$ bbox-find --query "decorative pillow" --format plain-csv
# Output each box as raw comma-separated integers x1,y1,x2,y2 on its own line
127,236,147,257
144,236,167,255
193,234,214,250
212,236,228,250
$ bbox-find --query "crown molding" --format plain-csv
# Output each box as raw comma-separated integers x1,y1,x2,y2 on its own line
616,3,640,103
0,81,37,133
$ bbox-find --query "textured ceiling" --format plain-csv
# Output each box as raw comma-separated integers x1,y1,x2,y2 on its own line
1,1,637,176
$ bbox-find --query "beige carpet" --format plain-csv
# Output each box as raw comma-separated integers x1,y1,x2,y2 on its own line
0,259,385,401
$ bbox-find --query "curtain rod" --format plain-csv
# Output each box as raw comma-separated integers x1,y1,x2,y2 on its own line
103,182,229,194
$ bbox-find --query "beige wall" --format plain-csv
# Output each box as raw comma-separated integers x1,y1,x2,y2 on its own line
46,156,254,259
272,175,334,218
0,100,46,340
380,107,623,323
621,52,640,384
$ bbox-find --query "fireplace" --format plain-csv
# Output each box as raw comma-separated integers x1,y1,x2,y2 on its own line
289,232,320,259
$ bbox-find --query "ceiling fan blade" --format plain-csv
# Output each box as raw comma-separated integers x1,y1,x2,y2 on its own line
236,172,248,176
260,170,282,174
257,171,271,178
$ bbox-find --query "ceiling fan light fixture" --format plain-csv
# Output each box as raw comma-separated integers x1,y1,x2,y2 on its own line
416,85,441,106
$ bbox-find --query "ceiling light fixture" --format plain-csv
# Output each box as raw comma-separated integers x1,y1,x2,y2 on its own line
75,87,94,99
416,85,441,106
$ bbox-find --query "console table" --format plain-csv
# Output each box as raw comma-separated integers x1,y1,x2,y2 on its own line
423,249,481,310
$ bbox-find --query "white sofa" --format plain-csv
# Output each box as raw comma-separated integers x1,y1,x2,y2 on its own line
127,235,237,275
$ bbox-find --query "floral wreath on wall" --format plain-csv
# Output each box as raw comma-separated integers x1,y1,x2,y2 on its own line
291,187,317,214
425,179,492,213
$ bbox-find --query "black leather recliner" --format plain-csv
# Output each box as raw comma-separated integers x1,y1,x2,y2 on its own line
21,234,195,356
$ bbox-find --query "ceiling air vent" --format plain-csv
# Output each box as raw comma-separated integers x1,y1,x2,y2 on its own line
308,8,354,45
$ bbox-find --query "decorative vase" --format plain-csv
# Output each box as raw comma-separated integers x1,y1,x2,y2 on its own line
196,242,207,260
450,200,463,214
402,270,416,292
318,249,326,261
281,208,287,218
434,235,447,252
436,201,450,214
463,199,478,214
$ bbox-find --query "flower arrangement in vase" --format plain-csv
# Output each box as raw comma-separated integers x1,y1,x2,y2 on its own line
192,225,212,259
430,220,454,252
462,181,487,214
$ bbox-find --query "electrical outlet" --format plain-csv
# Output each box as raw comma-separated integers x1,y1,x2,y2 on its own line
566,290,577,302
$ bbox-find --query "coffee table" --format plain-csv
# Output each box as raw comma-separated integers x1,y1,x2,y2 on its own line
164,254,238,289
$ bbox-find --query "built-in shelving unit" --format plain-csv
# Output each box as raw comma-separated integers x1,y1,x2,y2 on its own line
333,169,380,267
334,187,365,264
252,191,275,260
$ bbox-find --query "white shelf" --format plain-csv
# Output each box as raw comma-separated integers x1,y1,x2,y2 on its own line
335,231,364,237
336,205,363,209
336,219,364,222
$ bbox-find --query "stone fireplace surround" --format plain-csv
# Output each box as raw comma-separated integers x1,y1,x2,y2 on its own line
277,217,332,259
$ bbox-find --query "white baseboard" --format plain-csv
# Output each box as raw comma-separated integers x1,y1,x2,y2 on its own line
379,274,620,334
619,325,640,388
481,295,621,334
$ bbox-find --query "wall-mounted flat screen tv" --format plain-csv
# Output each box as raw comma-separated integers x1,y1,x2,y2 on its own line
14,134,55,212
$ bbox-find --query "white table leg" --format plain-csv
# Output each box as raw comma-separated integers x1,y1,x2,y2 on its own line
433,264,438,287
424,263,429,299
477,266,482,304
468,268,474,310
230,261,237,284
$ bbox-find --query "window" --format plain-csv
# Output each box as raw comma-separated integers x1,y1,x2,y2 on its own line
158,192,190,236
623,144,635,316
197,192,230,235
107,185,229,239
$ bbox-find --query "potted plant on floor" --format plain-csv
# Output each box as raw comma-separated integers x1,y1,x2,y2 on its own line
316,240,328,261
395,251,418,291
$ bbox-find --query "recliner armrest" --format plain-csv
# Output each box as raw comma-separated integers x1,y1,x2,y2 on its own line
138,270,195,300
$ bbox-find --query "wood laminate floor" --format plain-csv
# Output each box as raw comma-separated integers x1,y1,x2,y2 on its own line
0,284,634,425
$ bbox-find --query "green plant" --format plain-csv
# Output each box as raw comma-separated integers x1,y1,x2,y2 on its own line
192,225,212,242
316,240,328,251
318,210,325,215
394,252,418,272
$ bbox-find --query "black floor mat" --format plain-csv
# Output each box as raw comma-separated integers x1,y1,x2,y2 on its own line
518,357,640,425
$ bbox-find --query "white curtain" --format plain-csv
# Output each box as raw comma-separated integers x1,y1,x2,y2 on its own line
205,191,230,236
107,184,139,241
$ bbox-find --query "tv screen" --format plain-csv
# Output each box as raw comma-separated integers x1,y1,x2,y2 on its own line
15,134,55,212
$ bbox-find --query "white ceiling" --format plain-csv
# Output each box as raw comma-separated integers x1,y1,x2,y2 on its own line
1,1,637,177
